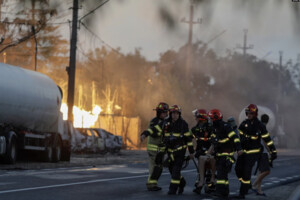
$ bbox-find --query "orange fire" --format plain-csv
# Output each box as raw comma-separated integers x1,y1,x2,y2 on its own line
60,103,102,128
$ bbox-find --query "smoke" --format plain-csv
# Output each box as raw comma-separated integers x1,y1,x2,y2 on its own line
3,0,300,149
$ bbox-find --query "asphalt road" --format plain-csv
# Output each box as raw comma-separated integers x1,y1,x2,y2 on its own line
0,152,299,200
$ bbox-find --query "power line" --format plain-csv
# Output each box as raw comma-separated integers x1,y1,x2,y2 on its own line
0,22,46,53
80,22,122,56
0,6,57,52
47,21,69,25
77,44,100,66
79,0,109,21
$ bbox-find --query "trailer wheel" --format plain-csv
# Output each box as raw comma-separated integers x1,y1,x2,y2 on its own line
61,145,71,161
4,136,17,164
52,136,62,162
43,145,53,162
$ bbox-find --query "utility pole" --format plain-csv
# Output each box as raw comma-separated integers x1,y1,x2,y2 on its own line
278,51,283,98
32,26,38,71
1,0,3,63
181,0,201,79
237,29,253,56
279,51,283,69
67,0,79,123
31,0,38,71
276,51,283,140
0,0,2,20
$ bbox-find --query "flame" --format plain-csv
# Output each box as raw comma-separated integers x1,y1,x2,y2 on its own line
114,105,122,110
147,78,153,85
60,103,102,128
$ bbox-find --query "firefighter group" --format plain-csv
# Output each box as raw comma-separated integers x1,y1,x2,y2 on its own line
140,103,277,199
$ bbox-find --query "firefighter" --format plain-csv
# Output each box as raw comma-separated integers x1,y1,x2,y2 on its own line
208,109,243,198
252,114,276,196
233,104,277,199
228,117,241,139
191,109,216,194
140,102,169,191
163,105,194,195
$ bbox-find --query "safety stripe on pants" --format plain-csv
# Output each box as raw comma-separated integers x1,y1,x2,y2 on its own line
147,179,158,184
239,178,251,184
217,180,229,185
171,179,180,184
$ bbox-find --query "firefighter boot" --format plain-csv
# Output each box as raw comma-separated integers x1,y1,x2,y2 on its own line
178,177,186,194
193,186,202,194
148,186,162,191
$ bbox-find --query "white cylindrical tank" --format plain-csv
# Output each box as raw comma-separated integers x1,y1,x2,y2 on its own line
0,63,62,133
238,105,276,132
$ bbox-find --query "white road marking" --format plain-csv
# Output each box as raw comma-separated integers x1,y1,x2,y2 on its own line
272,181,280,183
0,165,130,177
275,158,299,162
0,169,196,194
268,177,278,180
0,174,150,194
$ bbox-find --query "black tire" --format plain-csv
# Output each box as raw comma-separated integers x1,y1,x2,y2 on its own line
52,136,62,162
61,145,71,161
99,150,107,155
43,144,53,162
113,148,121,153
4,136,17,164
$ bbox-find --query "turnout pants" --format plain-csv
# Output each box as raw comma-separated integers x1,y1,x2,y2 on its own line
146,150,164,188
216,156,234,197
235,153,259,196
168,149,186,193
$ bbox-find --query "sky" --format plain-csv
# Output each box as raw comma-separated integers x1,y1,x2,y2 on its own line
53,0,300,64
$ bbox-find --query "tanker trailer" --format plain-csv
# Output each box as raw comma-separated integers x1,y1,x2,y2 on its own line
0,63,71,164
